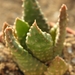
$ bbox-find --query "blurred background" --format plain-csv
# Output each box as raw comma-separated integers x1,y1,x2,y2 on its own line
0,0,75,30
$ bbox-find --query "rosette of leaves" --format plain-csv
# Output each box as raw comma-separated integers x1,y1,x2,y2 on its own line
2,0,68,75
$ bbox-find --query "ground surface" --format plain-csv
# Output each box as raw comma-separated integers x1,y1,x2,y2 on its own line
0,0,75,75
0,0,22,30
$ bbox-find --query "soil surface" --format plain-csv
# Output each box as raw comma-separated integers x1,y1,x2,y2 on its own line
0,0,22,30
0,0,75,75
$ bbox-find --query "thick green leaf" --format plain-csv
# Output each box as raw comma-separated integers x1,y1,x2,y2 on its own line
53,4,67,57
15,18,30,40
23,0,49,32
45,56,68,75
26,21,53,62
5,27,47,75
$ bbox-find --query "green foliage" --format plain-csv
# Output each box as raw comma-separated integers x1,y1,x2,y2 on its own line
23,0,49,32
50,24,58,45
45,56,68,75
26,21,53,62
5,27,47,75
2,0,69,75
15,18,29,40
15,18,30,49
51,5,67,57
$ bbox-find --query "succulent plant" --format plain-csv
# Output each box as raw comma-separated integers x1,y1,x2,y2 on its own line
2,0,69,75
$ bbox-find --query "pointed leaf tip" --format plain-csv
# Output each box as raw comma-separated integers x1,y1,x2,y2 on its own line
32,20,37,26
2,22,10,39
15,18,29,39
5,27,13,35
32,20,40,30
60,4,67,12
59,4,67,21
3,22,10,31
